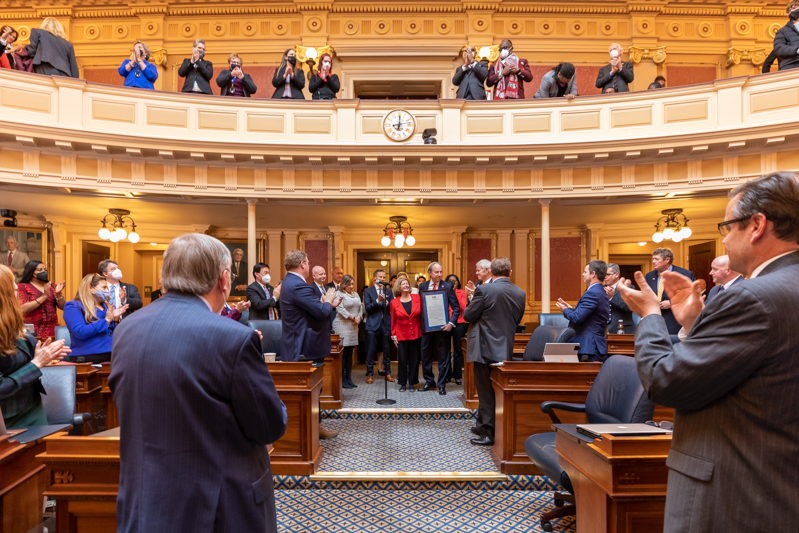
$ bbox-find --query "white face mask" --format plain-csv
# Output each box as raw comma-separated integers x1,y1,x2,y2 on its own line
262,274,271,284
322,61,331,69
610,49,619,59
500,49,510,59
112,269,124,280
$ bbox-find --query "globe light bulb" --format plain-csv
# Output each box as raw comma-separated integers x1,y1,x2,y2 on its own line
128,232,140,243
638,242,647,246
109,232,121,242
115,227,128,240
680,226,692,239
406,235,416,247
672,233,683,243
662,228,675,240
479,46,491,59
98,227,110,240
381,236,391,247
306,47,318,60
652,232,664,243
394,234,405,248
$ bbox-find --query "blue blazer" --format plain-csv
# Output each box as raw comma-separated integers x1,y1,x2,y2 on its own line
562,282,610,356
109,291,286,533
418,280,461,327
363,285,394,333
279,272,333,361
645,265,696,334
62,301,115,356
705,275,743,305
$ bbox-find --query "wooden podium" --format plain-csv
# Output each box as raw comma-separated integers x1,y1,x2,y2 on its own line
98,363,118,430
462,333,532,409
490,361,602,475
0,430,49,533
607,334,635,356
555,426,671,533
321,335,343,410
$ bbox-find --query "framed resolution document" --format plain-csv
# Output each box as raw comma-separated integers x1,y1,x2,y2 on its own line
421,290,450,333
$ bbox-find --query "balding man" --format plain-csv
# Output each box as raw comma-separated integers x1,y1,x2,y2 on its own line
705,255,743,304
1,236,30,283
310,265,327,301
419,261,461,394
596,43,634,93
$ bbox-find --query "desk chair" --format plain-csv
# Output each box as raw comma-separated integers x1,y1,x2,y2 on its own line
39,365,93,435
54,326,71,347
524,355,654,531
538,313,569,328
247,319,282,359
522,326,576,361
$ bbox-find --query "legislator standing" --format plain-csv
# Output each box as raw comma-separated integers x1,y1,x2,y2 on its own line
418,262,461,394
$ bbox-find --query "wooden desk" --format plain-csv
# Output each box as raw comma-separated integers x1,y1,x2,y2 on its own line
0,430,49,533
321,335,343,410
607,334,635,356
490,361,602,475
98,363,118,430
462,333,533,409
266,361,324,475
555,426,670,533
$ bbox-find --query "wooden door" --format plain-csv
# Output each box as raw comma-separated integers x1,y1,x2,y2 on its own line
688,242,716,292
82,243,110,278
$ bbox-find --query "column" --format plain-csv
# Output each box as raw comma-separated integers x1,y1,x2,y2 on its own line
328,226,345,268
512,229,529,295
540,199,552,313
247,199,258,285
266,230,283,279
451,226,468,280
496,230,512,259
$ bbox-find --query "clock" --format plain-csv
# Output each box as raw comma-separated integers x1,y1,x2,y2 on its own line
383,109,416,142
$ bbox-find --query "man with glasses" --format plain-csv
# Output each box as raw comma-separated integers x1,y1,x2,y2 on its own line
617,172,799,532
643,248,695,335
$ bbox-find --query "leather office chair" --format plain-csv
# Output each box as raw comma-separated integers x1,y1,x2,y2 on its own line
247,319,282,359
39,365,94,435
524,355,655,531
523,326,576,361
632,312,641,329
538,313,569,328
54,326,71,347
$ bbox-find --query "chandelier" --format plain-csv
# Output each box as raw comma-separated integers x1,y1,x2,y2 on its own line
381,216,415,248
98,209,140,243
652,208,692,243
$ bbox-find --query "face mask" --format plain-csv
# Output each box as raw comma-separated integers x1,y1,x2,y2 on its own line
36,271,49,282
288,56,297,66
322,61,331,69
230,64,241,70
94,289,112,302
112,269,124,280
500,49,510,59
262,274,271,284
610,50,620,59
790,9,799,21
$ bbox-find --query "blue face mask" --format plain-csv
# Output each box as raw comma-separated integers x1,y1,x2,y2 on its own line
94,289,112,303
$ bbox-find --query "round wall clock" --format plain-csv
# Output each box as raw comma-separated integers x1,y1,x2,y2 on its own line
383,109,416,142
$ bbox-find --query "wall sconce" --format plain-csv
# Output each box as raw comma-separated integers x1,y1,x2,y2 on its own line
296,45,333,73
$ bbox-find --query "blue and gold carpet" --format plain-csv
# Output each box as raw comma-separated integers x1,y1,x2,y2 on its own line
341,364,466,410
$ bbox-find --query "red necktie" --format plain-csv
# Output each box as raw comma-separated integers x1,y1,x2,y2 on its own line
432,283,437,291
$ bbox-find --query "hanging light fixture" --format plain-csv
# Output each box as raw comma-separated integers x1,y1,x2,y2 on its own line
98,209,140,243
381,216,415,249
652,208,691,243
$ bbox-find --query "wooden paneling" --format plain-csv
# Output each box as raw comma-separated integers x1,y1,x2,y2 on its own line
466,115,504,135
0,87,52,114
0,435,48,533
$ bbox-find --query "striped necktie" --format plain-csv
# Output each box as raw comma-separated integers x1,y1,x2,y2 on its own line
657,276,665,300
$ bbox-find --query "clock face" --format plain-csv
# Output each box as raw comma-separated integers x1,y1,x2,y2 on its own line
383,109,416,142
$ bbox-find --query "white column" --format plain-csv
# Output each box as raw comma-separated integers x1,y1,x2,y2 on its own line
496,229,513,258
540,199,552,313
266,230,283,280
246,199,257,285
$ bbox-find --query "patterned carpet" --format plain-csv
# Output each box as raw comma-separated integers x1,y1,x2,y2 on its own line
343,363,466,410
275,489,576,532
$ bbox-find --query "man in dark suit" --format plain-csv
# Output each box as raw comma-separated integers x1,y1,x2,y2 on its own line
363,269,394,383
604,263,635,333
98,260,142,319
231,248,249,296
280,250,340,439
557,260,610,362
247,263,280,320
324,266,343,327
463,257,526,445
617,172,799,532
644,248,695,334
419,261,461,394
178,39,213,95
309,265,328,300
705,254,743,304
595,43,634,93
109,233,286,533
453,45,488,100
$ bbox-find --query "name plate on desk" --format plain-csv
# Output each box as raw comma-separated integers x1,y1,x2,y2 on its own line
421,290,450,333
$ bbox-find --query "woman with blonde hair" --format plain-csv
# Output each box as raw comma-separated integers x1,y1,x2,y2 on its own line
21,17,78,78
333,274,362,389
62,274,127,364
0,265,70,427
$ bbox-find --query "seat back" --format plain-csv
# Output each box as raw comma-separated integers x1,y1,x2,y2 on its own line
55,326,71,347
585,355,654,424
538,313,569,327
523,326,576,361
39,365,77,425
247,320,282,357
632,313,641,328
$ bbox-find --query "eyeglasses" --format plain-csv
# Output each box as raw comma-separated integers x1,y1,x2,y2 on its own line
717,215,751,236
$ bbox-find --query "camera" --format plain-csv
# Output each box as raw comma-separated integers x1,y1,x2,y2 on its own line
1,209,17,227
423,128,437,145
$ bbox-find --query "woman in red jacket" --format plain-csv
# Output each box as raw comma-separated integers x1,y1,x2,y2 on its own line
445,274,468,385
390,278,422,392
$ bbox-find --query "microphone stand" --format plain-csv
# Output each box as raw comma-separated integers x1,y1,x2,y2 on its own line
376,285,397,406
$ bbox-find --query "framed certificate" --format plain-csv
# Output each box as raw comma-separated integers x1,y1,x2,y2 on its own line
421,290,450,333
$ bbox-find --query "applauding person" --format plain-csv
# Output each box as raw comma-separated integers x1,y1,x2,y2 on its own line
272,48,305,99
333,275,362,389
118,40,158,90
18,261,66,338
309,53,340,100
453,45,488,100
391,278,422,392
596,43,634,93
217,54,257,97
63,274,127,364
178,39,213,95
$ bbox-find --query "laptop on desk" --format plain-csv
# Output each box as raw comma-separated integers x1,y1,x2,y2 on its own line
576,423,673,438
542,343,580,362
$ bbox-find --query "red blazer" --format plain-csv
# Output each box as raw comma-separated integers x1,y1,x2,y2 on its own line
451,289,468,324
390,295,422,341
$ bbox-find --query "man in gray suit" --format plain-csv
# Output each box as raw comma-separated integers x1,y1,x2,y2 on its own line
463,257,526,446
1,236,30,283
617,172,799,532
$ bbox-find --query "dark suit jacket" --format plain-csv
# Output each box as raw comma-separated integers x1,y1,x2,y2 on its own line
595,62,634,93
562,282,610,356
774,22,799,71
634,251,799,532
452,61,488,100
216,70,258,97
178,58,214,94
463,278,526,364
119,282,143,319
645,266,696,334
309,73,340,100
246,281,278,320
231,261,248,296
364,285,394,333
279,273,333,361
26,28,79,78
705,275,743,305
109,291,286,533
608,285,635,333
418,280,461,330
271,66,306,99
0,333,44,423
